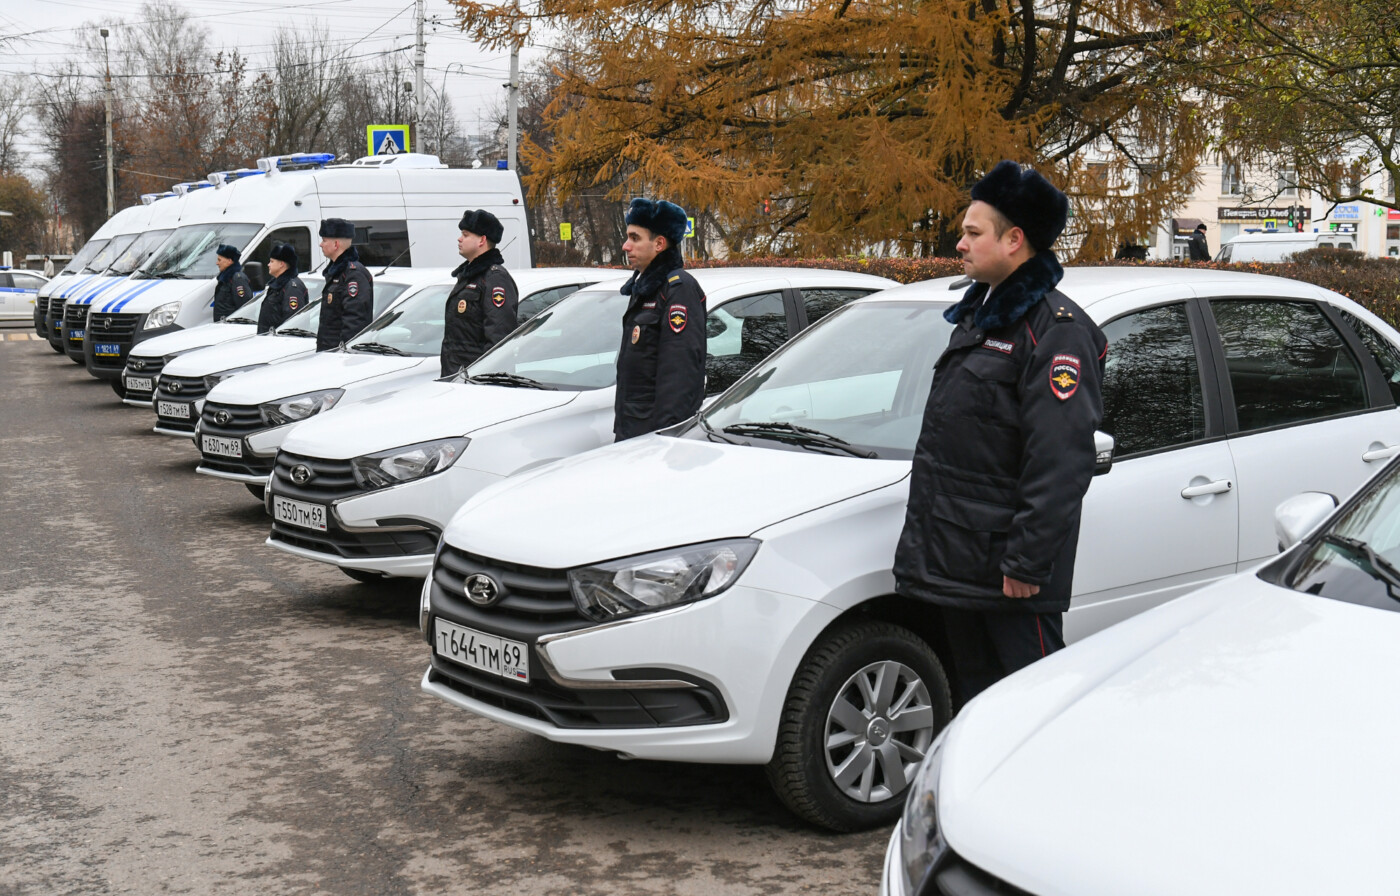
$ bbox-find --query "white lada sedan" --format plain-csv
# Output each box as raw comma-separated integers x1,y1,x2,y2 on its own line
192,268,608,498
417,267,1400,831
264,267,898,582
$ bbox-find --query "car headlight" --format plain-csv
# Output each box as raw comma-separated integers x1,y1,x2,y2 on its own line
899,729,950,895
258,388,344,426
143,301,181,330
351,438,469,490
568,539,760,622
204,364,265,391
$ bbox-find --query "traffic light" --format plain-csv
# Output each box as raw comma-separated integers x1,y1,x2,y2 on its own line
762,199,771,215
1287,206,1295,229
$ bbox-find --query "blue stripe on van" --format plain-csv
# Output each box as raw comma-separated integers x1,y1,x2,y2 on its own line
111,281,162,311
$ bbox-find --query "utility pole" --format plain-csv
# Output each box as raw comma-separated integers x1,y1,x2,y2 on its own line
507,0,521,170
101,27,114,218
413,0,425,152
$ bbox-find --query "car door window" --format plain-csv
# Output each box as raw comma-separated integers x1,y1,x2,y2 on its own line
12,273,43,290
1339,310,1400,405
1100,303,1206,457
705,291,787,394
801,288,873,326
1210,299,1367,432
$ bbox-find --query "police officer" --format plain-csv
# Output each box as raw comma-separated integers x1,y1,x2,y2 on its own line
614,197,706,441
211,244,253,322
1187,222,1211,261
315,218,373,352
257,241,308,334
893,160,1107,706
441,209,519,377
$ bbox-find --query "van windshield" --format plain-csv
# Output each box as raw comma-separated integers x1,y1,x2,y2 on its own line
468,287,627,390
108,229,174,276
60,239,110,276
83,233,139,273
134,223,261,280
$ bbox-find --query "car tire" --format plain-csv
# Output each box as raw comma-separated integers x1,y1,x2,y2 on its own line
766,620,951,832
244,483,266,501
341,568,385,585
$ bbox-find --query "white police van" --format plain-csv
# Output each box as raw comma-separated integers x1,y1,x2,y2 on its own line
79,151,533,397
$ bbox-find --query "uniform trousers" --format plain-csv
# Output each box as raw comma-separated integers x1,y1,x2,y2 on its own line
940,606,1065,707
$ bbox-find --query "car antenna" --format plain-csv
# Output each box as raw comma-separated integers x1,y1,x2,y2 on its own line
377,243,415,276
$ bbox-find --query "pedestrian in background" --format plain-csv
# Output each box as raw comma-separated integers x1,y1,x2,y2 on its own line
1187,223,1211,261
42,255,54,277
315,218,373,351
613,197,706,441
258,241,308,334
440,209,519,377
894,160,1107,706
211,244,253,322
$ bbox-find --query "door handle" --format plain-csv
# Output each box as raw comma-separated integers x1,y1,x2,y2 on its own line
1362,444,1400,463
1181,479,1233,499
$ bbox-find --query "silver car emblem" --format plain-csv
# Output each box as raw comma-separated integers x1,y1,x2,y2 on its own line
167,381,183,394
464,573,502,607
100,317,111,330
215,410,232,426
130,359,146,371
290,464,313,485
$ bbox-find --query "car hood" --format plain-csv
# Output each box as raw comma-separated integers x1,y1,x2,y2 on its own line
939,574,1400,896
162,333,315,377
442,435,911,568
129,323,257,360
55,273,125,303
206,351,433,406
73,277,208,314
280,380,581,459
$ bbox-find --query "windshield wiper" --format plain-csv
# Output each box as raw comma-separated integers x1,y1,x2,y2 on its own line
155,271,188,280
467,372,556,390
225,316,258,325
276,327,317,339
1321,534,1400,598
349,341,410,356
698,416,748,445
721,421,879,458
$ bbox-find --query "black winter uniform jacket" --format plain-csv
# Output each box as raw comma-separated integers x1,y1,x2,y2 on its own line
257,272,308,334
316,247,374,352
440,249,518,377
613,248,707,441
212,266,253,322
893,251,1107,614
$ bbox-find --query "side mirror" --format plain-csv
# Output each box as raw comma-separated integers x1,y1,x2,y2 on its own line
1093,431,1114,476
1273,492,1339,551
243,261,266,290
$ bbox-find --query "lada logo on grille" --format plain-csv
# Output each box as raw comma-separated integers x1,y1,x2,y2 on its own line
130,359,146,371
464,573,502,607
290,464,313,485
167,381,183,393
214,410,232,426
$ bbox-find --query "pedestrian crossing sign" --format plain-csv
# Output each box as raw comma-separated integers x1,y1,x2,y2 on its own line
366,125,410,156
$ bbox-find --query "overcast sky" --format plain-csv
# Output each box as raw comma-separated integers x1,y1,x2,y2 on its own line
0,0,547,170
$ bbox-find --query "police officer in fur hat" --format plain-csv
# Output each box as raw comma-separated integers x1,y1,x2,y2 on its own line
894,160,1107,706
440,209,519,377
257,241,308,334
211,244,253,322
315,218,374,352
614,197,707,441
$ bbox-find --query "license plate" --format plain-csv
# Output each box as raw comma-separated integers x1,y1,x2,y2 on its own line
201,434,242,458
94,342,121,356
272,495,327,531
69,328,85,339
157,400,190,419
126,375,154,392
435,618,529,683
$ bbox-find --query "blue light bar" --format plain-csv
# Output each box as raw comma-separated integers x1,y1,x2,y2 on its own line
496,160,508,170
140,194,161,205
173,181,213,196
256,152,336,173
207,168,267,187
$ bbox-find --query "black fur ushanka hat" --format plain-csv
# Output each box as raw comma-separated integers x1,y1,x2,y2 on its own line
969,160,1069,251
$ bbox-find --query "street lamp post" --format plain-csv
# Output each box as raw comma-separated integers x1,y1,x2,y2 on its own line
438,62,466,157
101,27,113,218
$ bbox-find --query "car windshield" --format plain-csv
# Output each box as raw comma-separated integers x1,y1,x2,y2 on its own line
83,233,139,273
224,290,269,325
467,286,628,390
60,238,110,276
346,283,454,356
107,229,174,276
696,300,954,460
1288,462,1400,612
134,222,261,280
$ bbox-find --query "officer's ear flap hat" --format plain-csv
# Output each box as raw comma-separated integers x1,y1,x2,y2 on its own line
319,218,355,240
269,241,298,268
625,198,688,247
215,244,240,262
969,160,1068,252
458,209,504,244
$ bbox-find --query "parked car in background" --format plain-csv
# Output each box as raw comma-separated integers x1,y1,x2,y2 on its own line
880,460,1400,896
0,267,48,321
418,266,1400,830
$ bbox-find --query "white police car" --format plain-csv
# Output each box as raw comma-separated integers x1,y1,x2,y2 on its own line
0,267,48,321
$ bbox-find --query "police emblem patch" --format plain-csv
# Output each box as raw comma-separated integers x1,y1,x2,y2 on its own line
347,281,359,298
1050,353,1081,400
631,325,640,344
289,300,298,310
457,299,467,313
668,304,687,333
492,286,506,307
236,286,245,297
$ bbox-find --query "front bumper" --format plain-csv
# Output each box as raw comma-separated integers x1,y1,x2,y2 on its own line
194,405,290,484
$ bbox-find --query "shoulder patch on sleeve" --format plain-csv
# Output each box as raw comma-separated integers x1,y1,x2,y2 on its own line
1050,353,1081,400
668,304,688,333
347,281,358,298
491,286,506,307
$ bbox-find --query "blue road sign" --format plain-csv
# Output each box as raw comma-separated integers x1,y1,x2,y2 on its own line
366,125,410,156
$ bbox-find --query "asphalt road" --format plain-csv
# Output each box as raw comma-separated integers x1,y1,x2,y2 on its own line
0,330,888,895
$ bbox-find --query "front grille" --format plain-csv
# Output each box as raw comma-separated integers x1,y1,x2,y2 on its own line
86,312,140,369
36,296,48,317
434,546,583,635
48,299,65,337
64,302,88,336
123,356,166,403
156,375,208,402
271,451,362,502
198,401,274,476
